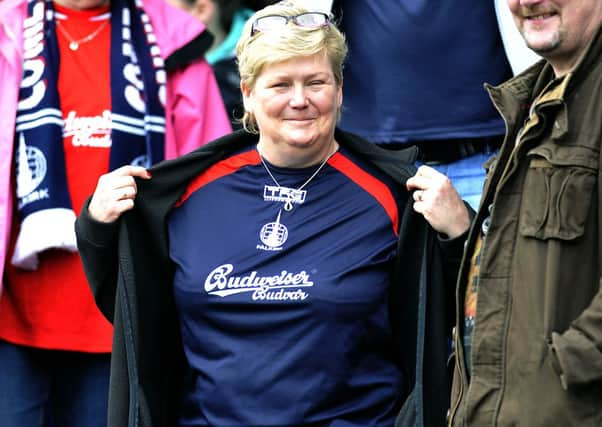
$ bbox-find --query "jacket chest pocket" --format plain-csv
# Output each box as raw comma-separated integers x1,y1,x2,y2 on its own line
519,144,598,241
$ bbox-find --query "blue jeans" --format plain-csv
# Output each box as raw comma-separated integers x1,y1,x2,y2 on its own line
0,340,110,427
429,150,497,211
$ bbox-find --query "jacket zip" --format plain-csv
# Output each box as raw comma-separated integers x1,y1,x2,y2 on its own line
448,90,519,426
449,326,464,426
449,87,564,426
495,99,563,193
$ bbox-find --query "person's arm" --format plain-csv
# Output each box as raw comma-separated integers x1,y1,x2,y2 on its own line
548,164,602,389
406,164,474,293
75,201,120,321
165,60,232,159
75,165,151,321
436,211,472,283
549,281,602,389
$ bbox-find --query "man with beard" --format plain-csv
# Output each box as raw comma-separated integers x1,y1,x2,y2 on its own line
449,1,602,425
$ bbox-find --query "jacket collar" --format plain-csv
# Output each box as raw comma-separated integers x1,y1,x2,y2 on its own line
183,128,420,186
334,128,418,185
486,25,602,130
146,128,419,218
485,26,602,119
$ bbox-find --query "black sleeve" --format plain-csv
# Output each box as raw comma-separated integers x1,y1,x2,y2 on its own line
437,201,475,289
392,201,471,427
75,197,120,322
164,31,214,73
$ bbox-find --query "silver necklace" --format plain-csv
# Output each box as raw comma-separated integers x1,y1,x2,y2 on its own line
56,19,109,51
258,144,337,211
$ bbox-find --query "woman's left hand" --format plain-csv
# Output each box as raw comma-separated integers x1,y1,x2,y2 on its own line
406,165,471,239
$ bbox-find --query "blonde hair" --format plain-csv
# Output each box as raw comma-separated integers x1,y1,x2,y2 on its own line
235,0,347,133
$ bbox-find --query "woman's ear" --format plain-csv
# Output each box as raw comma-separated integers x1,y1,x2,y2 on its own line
241,81,253,113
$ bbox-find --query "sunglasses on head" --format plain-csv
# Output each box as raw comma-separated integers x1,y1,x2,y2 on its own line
250,12,331,37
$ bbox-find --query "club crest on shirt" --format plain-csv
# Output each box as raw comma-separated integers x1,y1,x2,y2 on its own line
257,210,288,251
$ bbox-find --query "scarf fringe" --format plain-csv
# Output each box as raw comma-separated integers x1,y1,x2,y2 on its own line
11,208,78,270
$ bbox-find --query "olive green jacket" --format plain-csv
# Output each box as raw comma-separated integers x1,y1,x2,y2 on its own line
450,26,602,426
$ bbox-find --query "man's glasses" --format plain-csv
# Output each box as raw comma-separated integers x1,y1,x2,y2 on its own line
251,12,331,36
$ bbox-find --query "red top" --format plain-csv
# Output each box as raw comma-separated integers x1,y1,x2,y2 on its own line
0,4,113,352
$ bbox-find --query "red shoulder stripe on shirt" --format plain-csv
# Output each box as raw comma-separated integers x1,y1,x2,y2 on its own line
328,152,399,236
175,149,261,207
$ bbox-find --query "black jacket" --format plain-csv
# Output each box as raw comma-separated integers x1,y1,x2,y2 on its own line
75,129,464,427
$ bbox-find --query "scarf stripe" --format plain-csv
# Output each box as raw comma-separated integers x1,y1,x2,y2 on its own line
15,108,63,131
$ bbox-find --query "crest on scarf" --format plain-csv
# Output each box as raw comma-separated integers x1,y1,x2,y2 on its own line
16,133,48,204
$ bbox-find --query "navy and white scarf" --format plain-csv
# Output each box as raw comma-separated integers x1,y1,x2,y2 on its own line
13,0,166,270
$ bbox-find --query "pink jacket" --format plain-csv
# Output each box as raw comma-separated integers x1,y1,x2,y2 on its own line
0,0,232,293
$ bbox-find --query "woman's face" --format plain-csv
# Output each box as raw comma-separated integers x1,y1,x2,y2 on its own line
242,53,342,162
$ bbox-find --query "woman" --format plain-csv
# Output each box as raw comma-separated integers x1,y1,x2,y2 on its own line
0,0,229,425
76,1,470,425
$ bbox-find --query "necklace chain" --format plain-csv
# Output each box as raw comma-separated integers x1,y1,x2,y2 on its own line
258,144,337,211
56,19,109,51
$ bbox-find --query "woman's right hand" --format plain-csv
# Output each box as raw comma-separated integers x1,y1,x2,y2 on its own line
88,165,152,223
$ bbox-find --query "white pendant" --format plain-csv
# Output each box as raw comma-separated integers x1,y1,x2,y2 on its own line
69,41,79,51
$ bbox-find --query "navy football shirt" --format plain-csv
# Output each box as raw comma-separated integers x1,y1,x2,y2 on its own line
169,146,404,426
338,0,512,143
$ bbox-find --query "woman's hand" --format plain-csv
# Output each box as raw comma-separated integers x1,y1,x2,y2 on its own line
88,166,152,223
406,165,471,239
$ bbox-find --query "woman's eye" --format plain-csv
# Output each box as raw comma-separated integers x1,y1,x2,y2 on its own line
309,80,324,86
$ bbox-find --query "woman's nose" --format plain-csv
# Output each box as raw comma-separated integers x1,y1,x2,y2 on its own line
288,86,309,107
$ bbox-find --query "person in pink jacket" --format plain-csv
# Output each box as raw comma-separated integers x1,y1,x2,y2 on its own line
0,0,231,425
